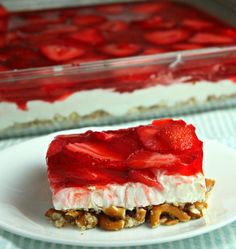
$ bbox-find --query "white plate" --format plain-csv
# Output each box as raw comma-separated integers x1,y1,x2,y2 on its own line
0,125,236,247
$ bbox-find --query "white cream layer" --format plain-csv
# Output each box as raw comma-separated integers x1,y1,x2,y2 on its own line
1,79,236,130
52,173,206,211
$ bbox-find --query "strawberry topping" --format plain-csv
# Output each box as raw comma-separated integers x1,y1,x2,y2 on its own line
100,43,141,57
40,44,85,62
144,29,190,45
47,119,203,192
1,1,236,108
190,32,235,45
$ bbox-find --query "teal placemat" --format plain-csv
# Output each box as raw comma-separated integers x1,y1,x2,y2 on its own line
1,108,236,249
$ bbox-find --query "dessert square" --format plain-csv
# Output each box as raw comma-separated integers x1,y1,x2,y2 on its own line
45,119,214,230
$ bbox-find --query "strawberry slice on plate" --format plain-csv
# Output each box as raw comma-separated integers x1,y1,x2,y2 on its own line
66,141,123,161
144,29,189,45
73,15,106,26
100,42,141,57
137,119,202,154
128,169,163,190
69,28,104,45
40,44,85,62
127,150,180,169
190,32,235,45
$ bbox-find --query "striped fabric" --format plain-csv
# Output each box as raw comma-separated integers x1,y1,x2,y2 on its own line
1,107,236,249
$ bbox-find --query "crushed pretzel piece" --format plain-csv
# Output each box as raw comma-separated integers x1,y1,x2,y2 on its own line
99,214,125,231
150,204,190,228
103,206,126,219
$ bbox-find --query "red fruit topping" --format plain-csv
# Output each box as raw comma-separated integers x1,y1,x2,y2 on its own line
69,28,104,45
99,20,128,32
134,16,163,29
138,119,201,153
40,44,85,62
47,119,203,191
182,18,213,30
128,169,163,190
73,15,106,26
127,150,180,169
100,43,141,57
144,29,189,45
190,32,235,45
134,17,176,30
66,142,123,161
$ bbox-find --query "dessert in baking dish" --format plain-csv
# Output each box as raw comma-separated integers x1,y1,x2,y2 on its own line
1,0,236,136
45,119,214,230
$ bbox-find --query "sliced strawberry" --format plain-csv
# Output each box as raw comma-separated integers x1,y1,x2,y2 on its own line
47,138,65,158
96,4,124,14
144,29,189,45
130,2,168,14
152,119,175,126
133,16,163,29
138,119,202,153
134,16,175,30
62,167,127,185
159,122,201,153
137,125,163,152
66,142,123,161
100,43,141,57
182,18,213,30
73,15,106,26
128,169,163,190
127,150,180,169
40,44,85,62
172,43,203,51
99,20,128,32
69,28,104,45
137,120,173,152
190,32,235,45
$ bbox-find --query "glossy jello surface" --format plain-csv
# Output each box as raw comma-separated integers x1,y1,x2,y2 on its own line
47,119,203,193
1,1,236,110
1,1,236,70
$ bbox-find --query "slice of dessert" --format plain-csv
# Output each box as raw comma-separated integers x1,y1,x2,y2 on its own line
45,119,214,230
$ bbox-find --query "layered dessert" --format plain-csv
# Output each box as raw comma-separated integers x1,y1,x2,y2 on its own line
1,0,236,137
45,119,215,230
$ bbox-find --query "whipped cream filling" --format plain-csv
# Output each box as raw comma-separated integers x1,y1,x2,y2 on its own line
52,173,206,211
1,79,236,130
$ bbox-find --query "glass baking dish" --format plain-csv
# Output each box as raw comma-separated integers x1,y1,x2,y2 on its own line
1,0,236,138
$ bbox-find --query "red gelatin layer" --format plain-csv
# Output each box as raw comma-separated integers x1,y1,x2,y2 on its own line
1,1,236,109
47,119,203,193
